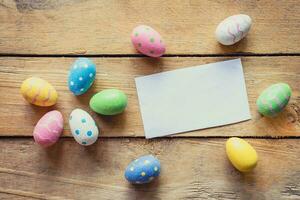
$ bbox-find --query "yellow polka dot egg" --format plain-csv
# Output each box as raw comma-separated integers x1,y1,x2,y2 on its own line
125,155,161,184
21,77,58,107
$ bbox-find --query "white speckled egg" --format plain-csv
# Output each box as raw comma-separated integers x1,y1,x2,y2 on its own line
69,108,99,146
215,14,252,45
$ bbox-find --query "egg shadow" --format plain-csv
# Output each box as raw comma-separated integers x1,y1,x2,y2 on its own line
82,138,103,160
36,138,66,171
217,37,250,55
223,156,260,199
93,111,128,137
72,83,98,107
257,104,298,136
126,178,161,200
139,57,165,72
32,139,67,192
131,46,166,73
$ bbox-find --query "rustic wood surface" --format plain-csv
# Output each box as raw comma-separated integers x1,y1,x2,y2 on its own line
0,56,299,137
0,0,299,199
0,0,300,55
0,138,299,200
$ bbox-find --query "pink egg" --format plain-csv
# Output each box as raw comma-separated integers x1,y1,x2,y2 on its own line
131,25,166,57
33,110,63,147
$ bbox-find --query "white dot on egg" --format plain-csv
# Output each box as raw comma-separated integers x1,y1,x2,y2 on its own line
79,77,83,81
80,88,84,91
89,73,93,77
70,81,74,86
73,65,77,69
84,63,88,68
130,167,134,171
154,167,158,171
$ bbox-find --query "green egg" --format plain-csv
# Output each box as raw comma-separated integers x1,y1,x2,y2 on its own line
256,83,291,117
89,89,128,115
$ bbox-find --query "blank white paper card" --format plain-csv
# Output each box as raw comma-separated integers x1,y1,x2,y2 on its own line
135,59,251,138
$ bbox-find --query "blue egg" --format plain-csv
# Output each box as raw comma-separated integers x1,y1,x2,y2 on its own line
124,155,161,184
68,58,96,95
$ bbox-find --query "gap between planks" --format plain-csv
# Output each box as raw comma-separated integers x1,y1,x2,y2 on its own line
0,136,300,139
0,53,300,58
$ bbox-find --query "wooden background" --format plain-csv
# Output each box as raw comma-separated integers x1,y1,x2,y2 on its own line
0,0,299,199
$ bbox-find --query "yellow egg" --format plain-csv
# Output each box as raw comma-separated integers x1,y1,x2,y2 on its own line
20,77,58,107
226,137,258,172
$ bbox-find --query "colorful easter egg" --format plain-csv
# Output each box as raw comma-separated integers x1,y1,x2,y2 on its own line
33,110,63,147
125,155,161,184
21,77,58,106
226,137,258,172
69,108,99,146
256,83,291,117
131,25,166,57
68,58,96,95
215,14,252,45
89,89,128,115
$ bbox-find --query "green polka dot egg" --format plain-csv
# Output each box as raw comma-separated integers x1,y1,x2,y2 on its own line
256,83,291,117
125,155,161,184
69,108,99,146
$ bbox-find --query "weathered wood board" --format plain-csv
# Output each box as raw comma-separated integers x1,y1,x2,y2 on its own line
0,0,299,55
0,138,299,199
0,56,299,137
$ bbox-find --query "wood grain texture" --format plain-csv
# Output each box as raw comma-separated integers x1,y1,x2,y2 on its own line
0,0,300,55
0,56,299,137
0,138,299,200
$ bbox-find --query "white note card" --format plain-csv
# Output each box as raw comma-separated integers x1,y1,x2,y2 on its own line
135,59,251,139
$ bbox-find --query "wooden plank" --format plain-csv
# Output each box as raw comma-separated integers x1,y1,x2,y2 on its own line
0,56,299,137
0,138,299,199
0,0,299,55
0,193,31,200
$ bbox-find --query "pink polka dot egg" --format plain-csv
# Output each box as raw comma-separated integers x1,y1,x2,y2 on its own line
131,25,166,57
33,110,64,147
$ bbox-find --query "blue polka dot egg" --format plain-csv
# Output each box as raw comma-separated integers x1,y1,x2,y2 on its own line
69,108,99,146
68,58,96,95
125,155,161,184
